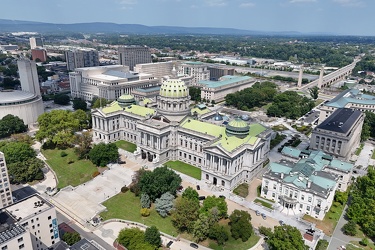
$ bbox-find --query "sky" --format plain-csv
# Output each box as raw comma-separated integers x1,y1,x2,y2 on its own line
1,0,374,36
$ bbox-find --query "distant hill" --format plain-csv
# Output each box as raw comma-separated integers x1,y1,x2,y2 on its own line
0,19,304,36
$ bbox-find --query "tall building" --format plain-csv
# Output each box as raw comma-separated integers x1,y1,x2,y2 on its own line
207,65,235,81
29,37,43,50
69,65,159,101
310,108,364,159
0,194,60,250
118,45,151,71
91,72,272,190
17,59,41,96
65,49,99,71
0,152,12,208
31,48,48,62
178,62,210,85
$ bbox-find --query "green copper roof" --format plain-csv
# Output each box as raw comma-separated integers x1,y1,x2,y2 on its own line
118,94,135,101
199,76,252,89
159,78,188,98
326,89,375,108
191,107,211,115
102,102,155,117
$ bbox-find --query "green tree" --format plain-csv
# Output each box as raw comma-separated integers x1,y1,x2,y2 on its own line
258,226,273,238
139,166,182,201
144,226,161,249
0,114,27,138
267,225,307,250
92,97,110,108
342,220,357,236
155,192,175,218
140,193,151,208
182,187,199,204
171,197,200,233
189,87,201,102
1,142,36,164
54,94,71,105
8,158,44,183
89,143,119,167
315,239,329,250
309,86,319,100
62,232,81,246
74,131,92,159
229,209,253,242
192,213,213,242
208,223,229,246
72,98,87,111
117,228,154,250
200,196,228,219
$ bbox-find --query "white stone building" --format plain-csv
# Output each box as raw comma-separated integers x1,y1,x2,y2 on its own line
91,71,271,190
0,152,12,209
178,62,210,85
118,45,152,71
261,147,353,220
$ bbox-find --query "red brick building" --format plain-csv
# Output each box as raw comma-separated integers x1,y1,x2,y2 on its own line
32,48,47,62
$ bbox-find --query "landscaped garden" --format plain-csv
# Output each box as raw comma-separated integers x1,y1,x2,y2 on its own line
114,140,137,153
165,160,201,180
254,198,273,209
233,183,249,198
355,143,364,156
43,148,97,189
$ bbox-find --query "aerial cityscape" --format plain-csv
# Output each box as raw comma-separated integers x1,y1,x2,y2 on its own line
0,1,374,250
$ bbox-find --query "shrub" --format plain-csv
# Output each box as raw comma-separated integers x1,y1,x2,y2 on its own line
141,208,150,217
121,186,129,193
92,171,100,178
259,226,273,238
60,151,68,157
141,193,151,208
66,158,74,164
342,220,357,236
360,238,369,246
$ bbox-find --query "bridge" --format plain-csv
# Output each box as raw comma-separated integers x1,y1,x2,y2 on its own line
298,59,359,90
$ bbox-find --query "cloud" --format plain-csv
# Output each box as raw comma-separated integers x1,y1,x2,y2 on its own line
240,2,255,8
118,0,137,9
332,0,364,7
205,0,227,7
289,0,316,3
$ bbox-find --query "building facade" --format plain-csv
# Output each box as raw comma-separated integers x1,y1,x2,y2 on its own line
261,147,353,220
29,37,43,50
207,65,235,81
65,49,100,71
0,194,60,250
178,62,210,85
118,46,152,71
91,72,272,190
310,108,364,159
17,59,41,96
31,48,47,62
199,75,255,103
0,152,12,209
69,65,159,101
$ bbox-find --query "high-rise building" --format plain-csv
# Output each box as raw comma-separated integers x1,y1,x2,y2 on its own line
17,59,41,96
29,37,43,50
31,48,48,62
118,45,151,71
65,49,99,71
0,152,12,208
178,62,210,85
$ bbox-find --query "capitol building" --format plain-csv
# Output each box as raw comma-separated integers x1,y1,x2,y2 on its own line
91,69,272,190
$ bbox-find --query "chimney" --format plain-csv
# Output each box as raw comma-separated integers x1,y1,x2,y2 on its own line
281,172,284,179
307,180,312,188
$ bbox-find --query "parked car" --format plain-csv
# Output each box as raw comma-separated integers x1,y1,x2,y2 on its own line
279,220,285,226
190,242,199,249
198,196,206,201
261,213,267,220
219,195,225,199
166,241,173,248
196,185,200,190
255,210,260,216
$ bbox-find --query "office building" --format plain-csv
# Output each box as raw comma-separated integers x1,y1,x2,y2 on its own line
92,70,272,190
17,59,41,96
0,152,12,209
261,147,353,220
0,194,60,250
69,65,159,101
199,75,256,103
29,37,43,49
65,49,99,71
178,62,210,85
118,45,151,71
31,48,47,62
310,108,364,159
207,65,235,81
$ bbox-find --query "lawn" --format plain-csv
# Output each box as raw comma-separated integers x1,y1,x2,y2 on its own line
233,183,249,198
272,124,288,131
100,191,178,236
114,140,137,153
371,150,375,160
355,143,364,156
303,201,344,236
165,160,201,180
42,148,97,189
314,99,324,106
270,133,286,149
254,198,273,209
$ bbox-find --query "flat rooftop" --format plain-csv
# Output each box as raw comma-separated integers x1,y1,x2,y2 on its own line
102,102,155,117
199,75,252,88
6,195,51,221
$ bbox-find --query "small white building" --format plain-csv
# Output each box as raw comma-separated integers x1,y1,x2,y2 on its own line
261,147,353,220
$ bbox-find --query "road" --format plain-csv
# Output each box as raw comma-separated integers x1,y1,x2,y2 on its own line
234,66,319,81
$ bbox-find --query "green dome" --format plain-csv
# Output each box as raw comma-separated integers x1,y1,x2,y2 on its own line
159,79,188,98
118,94,135,107
226,118,250,138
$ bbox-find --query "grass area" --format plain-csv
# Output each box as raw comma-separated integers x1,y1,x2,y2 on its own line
371,150,375,160
100,191,178,236
303,201,345,236
233,183,249,198
262,103,272,111
272,124,288,131
355,143,364,156
349,240,375,250
270,133,286,149
315,99,324,106
292,124,313,136
114,140,137,153
165,160,201,180
254,198,273,209
43,148,97,189
257,185,261,197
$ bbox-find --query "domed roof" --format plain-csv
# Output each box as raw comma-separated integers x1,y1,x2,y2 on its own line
226,118,250,137
214,112,223,121
159,78,188,98
118,94,135,107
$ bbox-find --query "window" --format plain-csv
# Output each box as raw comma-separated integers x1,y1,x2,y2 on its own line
17,237,23,243
48,216,51,220
2,246,8,250
307,206,310,211
49,224,52,228
308,197,312,202
301,195,305,200
300,204,303,209
273,184,276,190
206,174,209,180
18,244,24,249
221,180,225,186
272,193,276,198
